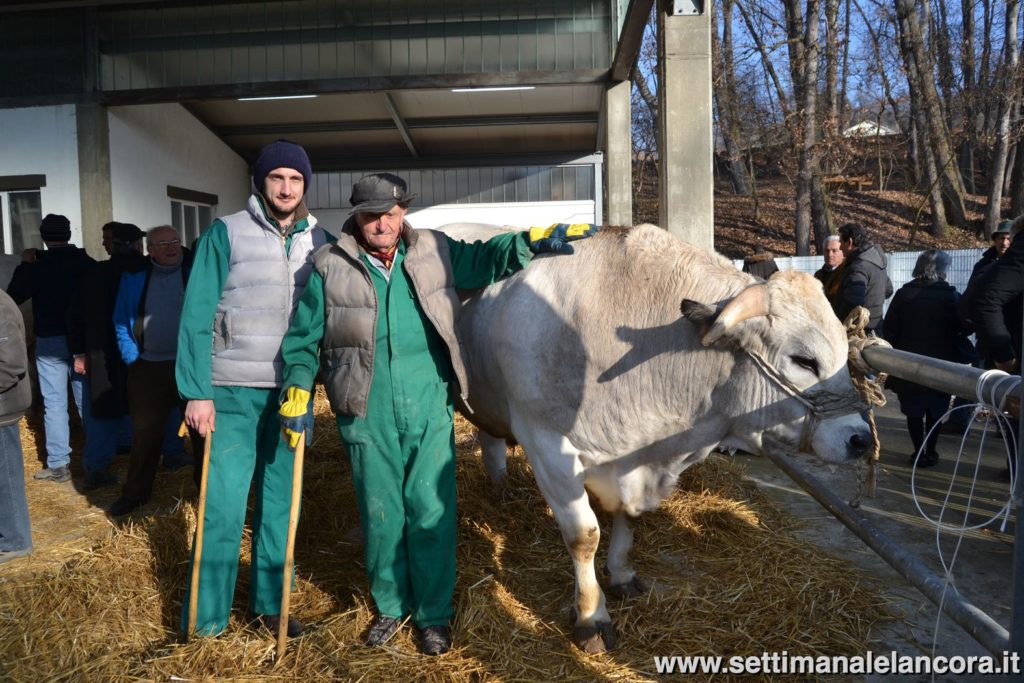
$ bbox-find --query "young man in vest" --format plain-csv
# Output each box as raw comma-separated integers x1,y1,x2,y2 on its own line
176,139,330,637
277,173,596,655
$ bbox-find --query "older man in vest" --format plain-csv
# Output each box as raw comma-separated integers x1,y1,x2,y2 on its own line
278,173,596,655
176,139,330,638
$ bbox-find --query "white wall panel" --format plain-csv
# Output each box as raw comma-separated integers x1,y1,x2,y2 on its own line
108,104,249,232
0,105,83,244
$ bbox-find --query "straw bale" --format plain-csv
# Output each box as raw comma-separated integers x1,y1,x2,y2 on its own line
1,397,889,682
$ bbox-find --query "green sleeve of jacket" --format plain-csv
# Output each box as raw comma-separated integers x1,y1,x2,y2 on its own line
175,220,231,400
445,231,533,290
281,268,326,393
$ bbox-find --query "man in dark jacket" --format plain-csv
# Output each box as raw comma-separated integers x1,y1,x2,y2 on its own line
68,222,148,489
959,218,1020,361
6,214,95,483
836,222,894,334
970,225,1024,373
0,289,33,563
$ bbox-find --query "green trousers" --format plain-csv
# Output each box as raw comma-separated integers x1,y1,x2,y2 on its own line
181,386,299,636
338,385,457,628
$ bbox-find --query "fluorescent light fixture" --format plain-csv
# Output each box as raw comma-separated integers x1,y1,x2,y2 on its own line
450,86,536,93
237,94,319,101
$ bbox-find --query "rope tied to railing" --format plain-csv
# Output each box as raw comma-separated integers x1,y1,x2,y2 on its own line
844,306,892,506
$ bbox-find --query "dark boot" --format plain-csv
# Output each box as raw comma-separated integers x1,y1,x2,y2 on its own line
417,624,452,656
365,615,403,646
256,613,304,638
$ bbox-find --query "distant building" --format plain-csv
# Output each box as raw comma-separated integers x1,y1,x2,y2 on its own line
843,121,900,138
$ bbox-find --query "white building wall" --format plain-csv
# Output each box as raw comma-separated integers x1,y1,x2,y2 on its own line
108,104,249,231
0,105,83,243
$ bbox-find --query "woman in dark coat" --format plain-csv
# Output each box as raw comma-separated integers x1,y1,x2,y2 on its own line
883,250,974,467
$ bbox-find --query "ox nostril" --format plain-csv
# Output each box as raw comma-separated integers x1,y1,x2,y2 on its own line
848,433,870,458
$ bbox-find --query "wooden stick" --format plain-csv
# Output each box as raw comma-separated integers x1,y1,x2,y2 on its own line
187,422,213,640
276,431,305,660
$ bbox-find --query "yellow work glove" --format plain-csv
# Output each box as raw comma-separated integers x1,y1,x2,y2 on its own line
278,386,310,450
527,223,600,255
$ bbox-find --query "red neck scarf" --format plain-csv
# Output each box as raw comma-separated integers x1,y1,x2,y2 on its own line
357,236,399,270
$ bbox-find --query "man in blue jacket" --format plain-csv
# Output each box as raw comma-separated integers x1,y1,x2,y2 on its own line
109,225,201,516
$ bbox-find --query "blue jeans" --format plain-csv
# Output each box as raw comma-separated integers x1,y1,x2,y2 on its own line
83,413,132,473
35,335,86,469
0,421,32,552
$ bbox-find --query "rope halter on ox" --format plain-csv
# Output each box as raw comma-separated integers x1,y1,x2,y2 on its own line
699,285,885,499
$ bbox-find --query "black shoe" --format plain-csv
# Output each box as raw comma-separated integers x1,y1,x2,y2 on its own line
257,613,304,638
33,466,70,483
108,496,145,517
417,624,452,656
922,452,940,468
84,468,117,490
365,615,403,646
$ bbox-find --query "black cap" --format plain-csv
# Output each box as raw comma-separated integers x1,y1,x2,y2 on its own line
348,173,417,215
111,222,144,245
39,214,71,242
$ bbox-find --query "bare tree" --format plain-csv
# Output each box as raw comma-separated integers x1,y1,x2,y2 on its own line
983,0,1022,237
894,0,967,233
712,0,752,195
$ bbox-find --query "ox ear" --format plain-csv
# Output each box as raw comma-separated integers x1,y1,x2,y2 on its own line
680,299,717,339
684,284,770,347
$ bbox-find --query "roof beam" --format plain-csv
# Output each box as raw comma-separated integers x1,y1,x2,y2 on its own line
213,113,600,138
99,70,608,106
383,92,419,158
611,0,655,82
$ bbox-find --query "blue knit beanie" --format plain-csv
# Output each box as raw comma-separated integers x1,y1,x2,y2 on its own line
252,139,312,194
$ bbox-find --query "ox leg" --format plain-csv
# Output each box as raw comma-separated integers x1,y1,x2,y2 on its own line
478,430,508,488
514,427,616,653
605,511,650,599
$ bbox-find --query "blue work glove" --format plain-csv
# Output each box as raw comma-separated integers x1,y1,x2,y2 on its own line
278,386,310,450
527,223,600,255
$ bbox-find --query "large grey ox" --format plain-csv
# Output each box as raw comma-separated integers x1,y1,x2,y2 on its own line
439,222,872,653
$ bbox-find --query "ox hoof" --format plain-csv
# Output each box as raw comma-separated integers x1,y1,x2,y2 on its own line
572,621,617,653
607,576,651,599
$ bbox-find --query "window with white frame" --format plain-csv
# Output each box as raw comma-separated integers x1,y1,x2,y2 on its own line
0,175,45,255
168,186,217,249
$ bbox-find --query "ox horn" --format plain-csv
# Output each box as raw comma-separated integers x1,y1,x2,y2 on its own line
701,283,770,346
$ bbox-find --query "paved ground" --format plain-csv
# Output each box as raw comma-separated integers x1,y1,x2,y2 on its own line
739,390,1019,682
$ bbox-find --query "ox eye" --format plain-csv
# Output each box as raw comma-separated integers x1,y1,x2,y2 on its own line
791,355,819,376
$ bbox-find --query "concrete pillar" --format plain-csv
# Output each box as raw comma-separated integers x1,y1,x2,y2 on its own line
76,103,112,258
657,1,713,250
604,80,633,226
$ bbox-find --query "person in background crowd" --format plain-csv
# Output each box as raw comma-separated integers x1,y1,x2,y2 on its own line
279,172,597,655
741,251,779,280
883,250,973,468
960,216,1023,364
68,222,148,490
6,214,95,483
0,288,33,564
176,139,330,639
109,226,202,517
814,234,845,314
836,222,893,333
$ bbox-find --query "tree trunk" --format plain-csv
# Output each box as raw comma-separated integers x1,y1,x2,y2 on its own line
894,0,967,228
959,0,978,194
897,5,947,236
983,0,1021,238
711,0,751,195
785,0,821,256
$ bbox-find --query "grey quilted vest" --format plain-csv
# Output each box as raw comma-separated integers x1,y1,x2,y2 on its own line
314,218,470,417
211,196,330,387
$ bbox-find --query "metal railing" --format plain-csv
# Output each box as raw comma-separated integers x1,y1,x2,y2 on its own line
773,345,1022,658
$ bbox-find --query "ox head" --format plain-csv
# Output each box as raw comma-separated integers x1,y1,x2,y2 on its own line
680,271,872,464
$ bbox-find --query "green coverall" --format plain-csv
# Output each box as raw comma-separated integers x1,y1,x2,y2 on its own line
281,232,531,627
176,200,321,636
